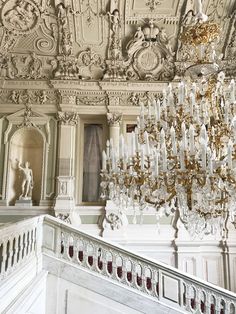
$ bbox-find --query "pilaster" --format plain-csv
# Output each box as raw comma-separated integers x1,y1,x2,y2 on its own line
54,111,80,223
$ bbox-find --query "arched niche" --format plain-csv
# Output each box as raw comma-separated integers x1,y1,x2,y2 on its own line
7,127,44,205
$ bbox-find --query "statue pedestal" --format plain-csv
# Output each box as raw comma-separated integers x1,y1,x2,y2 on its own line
15,199,33,207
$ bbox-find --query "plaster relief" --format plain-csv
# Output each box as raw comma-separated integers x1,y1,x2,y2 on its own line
125,21,175,81
2,0,40,34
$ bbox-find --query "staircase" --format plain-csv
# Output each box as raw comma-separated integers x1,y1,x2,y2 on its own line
0,215,236,314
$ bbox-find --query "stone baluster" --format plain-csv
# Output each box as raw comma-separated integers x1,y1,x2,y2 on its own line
81,242,88,268
122,257,129,285
185,283,193,311
195,288,202,313
215,295,222,314
18,234,24,264
72,237,79,264
111,252,118,280
1,240,7,278
12,235,19,267
131,260,138,288
28,230,33,255
150,268,159,297
7,238,14,275
92,245,100,273
102,249,109,277
205,292,212,314
54,110,80,224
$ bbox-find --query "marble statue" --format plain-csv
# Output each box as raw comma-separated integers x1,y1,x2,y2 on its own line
127,26,145,56
157,28,174,55
194,0,208,23
17,160,34,199
108,9,121,35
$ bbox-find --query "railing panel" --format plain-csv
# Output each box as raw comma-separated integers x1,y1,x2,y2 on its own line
42,215,236,314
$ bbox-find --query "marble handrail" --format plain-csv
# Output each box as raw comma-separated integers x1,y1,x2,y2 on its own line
43,215,236,314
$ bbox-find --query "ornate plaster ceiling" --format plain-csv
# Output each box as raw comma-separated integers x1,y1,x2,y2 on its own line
0,0,235,81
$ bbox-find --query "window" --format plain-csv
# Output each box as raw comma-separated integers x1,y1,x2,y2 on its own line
82,124,103,202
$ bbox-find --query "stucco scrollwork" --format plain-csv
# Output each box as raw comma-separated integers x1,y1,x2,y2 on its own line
57,111,79,126
2,0,40,34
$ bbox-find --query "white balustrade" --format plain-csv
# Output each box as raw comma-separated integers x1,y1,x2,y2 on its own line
43,216,236,314
0,216,43,283
1,215,236,313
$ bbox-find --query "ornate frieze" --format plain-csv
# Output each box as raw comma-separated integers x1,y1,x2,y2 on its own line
0,89,56,105
77,94,107,106
56,111,79,125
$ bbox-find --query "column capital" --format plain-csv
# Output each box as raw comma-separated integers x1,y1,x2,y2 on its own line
107,112,122,126
56,111,79,126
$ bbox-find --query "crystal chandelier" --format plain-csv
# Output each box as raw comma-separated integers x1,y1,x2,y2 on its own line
100,6,236,237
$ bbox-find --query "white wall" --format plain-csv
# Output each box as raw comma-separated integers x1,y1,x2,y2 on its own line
46,274,143,314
